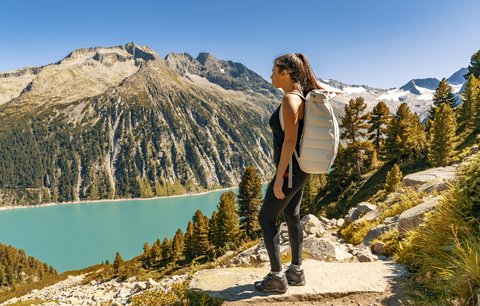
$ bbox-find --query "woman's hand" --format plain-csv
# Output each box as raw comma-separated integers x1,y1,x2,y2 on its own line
273,176,285,200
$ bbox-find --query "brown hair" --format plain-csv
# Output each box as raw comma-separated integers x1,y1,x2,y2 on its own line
274,53,323,97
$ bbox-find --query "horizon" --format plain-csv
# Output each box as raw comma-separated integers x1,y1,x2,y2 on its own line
1,0,479,89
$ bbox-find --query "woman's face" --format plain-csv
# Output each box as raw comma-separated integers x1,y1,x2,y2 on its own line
270,65,284,88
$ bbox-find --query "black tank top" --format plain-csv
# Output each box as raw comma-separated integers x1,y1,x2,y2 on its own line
268,102,304,169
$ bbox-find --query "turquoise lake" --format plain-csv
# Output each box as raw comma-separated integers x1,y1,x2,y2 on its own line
0,184,268,274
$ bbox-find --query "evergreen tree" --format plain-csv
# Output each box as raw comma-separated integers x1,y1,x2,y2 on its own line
369,147,380,170
208,210,220,247
172,228,184,260
428,104,458,167
339,97,372,182
384,164,403,192
237,166,262,239
192,210,209,257
428,78,457,121
105,259,110,265
384,103,415,162
326,143,352,194
151,239,162,262
113,251,124,274
368,101,391,153
301,174,326,215
340,97,370,144
0,266,5,286
410,112,427,158
143,241,151,254
183,221,195,261
216,191,240,248
464,49,480,79
161,238,172,260
458,75,479,131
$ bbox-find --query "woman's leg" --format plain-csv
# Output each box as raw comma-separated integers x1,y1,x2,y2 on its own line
283,186,306,266
258,174,307,272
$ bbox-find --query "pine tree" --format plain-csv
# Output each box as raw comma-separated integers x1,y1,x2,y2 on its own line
339,97,372,182
428,104,458,167
151,239,162,262
237,166,262,239
161,238,172,261
464,49,480,79
0,266,5,286
384,103,415,162
410,112,427,158
192,210,209,257
216,191,240,248
208,210,220,247
301,174,326,215
183,221,195,261
143,241,151,254
459,75,479,131
113,251,124,274
384,164,403,192
428,78,457,121
369,147,380,170
172,228,184,260
326,143,352,194
368,101,391,153
340,97,370,144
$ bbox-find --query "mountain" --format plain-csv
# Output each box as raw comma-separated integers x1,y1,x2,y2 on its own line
322,67,467,121
0,43,469,207
0,43,280,207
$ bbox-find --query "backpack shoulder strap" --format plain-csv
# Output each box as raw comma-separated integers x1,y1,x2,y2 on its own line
285,90,306,100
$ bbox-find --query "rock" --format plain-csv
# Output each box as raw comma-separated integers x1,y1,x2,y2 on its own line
345,207,361,223
402,166,456,187
382,215,399,225
398,195,442,233
356,202,377,214
303,237,352,261
89,280,97,286
356,250,378,262
301,214,326,236
134,282,147,291
189,259,408,303
418,180,450,193
91,292,103,301
337,218,345,227
146,278,158,288
115,287,131,299
353,209,381,225
68,275,74,279
373,241,387,255
363,223,396,246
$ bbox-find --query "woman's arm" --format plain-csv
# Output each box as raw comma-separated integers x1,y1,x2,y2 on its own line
273,94,302,199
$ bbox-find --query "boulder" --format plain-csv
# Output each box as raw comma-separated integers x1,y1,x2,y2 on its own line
303,237,353,261
418,180,451,193
373,241,387,255
402,167,456,187
345,207,361,223
398,195,442,233
336,218,345,227
356,202,377,214
301,214,326,236
363,223,396,246
353,209,381,225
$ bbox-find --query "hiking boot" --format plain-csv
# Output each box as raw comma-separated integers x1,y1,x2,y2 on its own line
284,264,305,286
254,272,288,293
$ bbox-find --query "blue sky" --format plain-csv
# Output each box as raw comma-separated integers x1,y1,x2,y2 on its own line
1,0,479,89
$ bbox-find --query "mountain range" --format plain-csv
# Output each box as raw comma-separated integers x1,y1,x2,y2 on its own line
0,42,468,205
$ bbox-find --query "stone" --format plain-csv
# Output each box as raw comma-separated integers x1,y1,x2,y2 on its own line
188,259,408,303
146,278,158,288
398,195,442,234
134,282,147,291
301,214,326,236
115,287,131,299
373,241,387,255
89,280,97,286
356,202,377,214
337,218,345,227
345,207,360,223
382,215,399,225
303,237,352,261
356,251,377,262
353,209,381,225
402,166,456,187
418,180,450,193
363,223,396,246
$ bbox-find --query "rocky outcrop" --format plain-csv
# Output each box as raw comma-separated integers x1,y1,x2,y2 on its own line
189,259,408,304
402,166,456,188
1,271,188,306
398,195,443,234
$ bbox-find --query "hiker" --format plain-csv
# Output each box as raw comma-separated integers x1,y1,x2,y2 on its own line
254,53,324,293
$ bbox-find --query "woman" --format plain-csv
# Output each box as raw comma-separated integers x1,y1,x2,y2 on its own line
254,53,323,293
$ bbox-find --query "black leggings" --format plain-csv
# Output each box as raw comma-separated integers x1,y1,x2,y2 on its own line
258,163,308,272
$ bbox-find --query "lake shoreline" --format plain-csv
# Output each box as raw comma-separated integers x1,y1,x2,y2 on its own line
0,184,266,212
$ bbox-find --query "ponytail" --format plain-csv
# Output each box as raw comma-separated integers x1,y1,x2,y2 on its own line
274,53,323,97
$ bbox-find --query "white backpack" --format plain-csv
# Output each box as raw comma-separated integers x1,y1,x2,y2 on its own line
279,89,340,188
